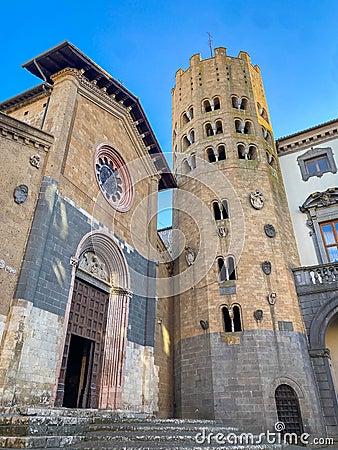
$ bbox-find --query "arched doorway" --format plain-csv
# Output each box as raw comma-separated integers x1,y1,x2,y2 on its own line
326,314,338,399
275,384,304,434
55,232,131,409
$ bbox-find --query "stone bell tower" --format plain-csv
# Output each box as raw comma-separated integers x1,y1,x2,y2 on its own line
172,47,324,434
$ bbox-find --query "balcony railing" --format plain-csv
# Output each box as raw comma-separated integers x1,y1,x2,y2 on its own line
293,262,338,294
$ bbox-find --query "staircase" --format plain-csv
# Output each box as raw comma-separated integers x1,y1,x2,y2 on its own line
0,407,285,449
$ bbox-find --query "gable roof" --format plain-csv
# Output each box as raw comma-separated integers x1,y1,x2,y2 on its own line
1,41,176,190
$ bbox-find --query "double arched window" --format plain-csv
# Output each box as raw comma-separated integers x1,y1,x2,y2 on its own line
237,143,257,160
212,200,229,220
182,130,195,150
205,120,223,137
181,107,194,126
203,96,221,113
206,145,226,163
235,119,253,134
217,255,236,281
231,96,248,110
222,304,242,332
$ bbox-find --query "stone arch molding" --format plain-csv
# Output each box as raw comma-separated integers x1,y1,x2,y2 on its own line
309,294,338,349
75,231,130,292
68,231,131,409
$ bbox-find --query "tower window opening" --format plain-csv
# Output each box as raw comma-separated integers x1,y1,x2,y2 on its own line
213,202,222,220
222,304,242,332
182,159,191,174
235,119,251,134
217,256,236,281
262,126,272,145
214,97,220,110
203,100,212,113
222,306,232,332
221,200,229,219
215,120,223,134
266,151,276,168
206,147,216,163
205,123,214,137
190,153,196,169
238,144,257,160
233,305,242,331
181,107,193,126
218,145,226,161
213,200,229,220
182,135,191,150
232,96,247,110
258,103,269,123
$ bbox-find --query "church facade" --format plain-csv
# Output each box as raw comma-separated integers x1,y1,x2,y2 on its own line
0,42,336,437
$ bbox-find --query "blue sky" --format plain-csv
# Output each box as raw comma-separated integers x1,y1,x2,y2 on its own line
1,1,338,227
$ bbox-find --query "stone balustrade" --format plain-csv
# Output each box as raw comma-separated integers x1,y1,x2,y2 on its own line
293,262,338,294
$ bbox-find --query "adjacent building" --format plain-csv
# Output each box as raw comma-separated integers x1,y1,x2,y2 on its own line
277,121,338,435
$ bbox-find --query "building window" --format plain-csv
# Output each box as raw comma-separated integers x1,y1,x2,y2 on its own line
213,200,229,220
215,120,223,134
222,305,242,332
238,143,257,160
299,188,338,264
218,145,226,160
218,256,236,281
297,147,337,181
206,147,216,163
205,123,213,137
232,96,248,110
203,99,212,112
235,119,252,134
320,220,338,262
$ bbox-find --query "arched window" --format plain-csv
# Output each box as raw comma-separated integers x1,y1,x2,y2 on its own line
222,304,242,332
222,306,232,332
218,257,226,281
232,96,247,110
215,120,223,134
241,98,248,110
206,147,216,163
217,256,236,281
221,200,229,219
213,202,222,220
262,126,272,145
182,112,189,125
182,135,190,150
203,99,212,112
237,144,257,160
218,145,226,161
181,107,193,126
235,119,251,134
233,305,242,331
190,153,196,169
213,97,220,110
213,200,229,220
257,103,269,123
232,96,240,109
205,123,214,137
182,159,191,174
266,151,276,168
275,385,304,435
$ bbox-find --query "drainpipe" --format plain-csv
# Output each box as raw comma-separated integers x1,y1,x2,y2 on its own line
33,59,53,130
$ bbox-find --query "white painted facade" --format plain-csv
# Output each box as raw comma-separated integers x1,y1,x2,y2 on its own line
277,121,338,267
